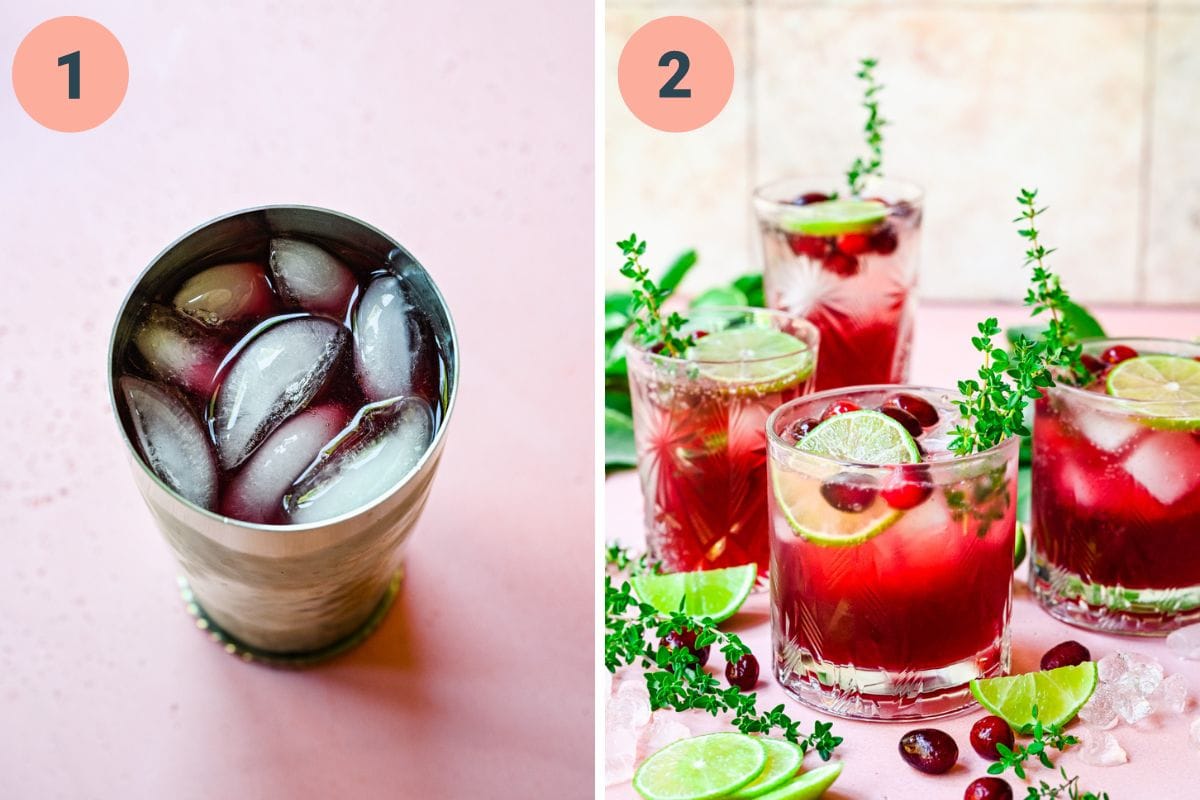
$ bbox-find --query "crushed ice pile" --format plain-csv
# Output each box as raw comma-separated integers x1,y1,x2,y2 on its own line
605,667,696,786
1076,647,1195,766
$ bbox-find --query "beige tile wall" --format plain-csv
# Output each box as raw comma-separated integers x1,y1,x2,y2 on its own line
606,0,1200,305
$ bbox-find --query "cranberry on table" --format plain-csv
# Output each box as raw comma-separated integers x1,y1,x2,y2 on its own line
881,466,933,511
823,251,860,277
821,400,861,421
820,473,878,513
787,417,821,442
1040,640,1091,670
660,627,710,668
969,715,1015,760
1101,344,1138,365
725,653,759,691
964,777,1013,800
886,393,939,427
869,224,899,255
898,728,958,774
879,405,923,438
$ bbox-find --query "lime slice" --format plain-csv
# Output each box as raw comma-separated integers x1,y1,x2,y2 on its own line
1106,354,1200,430
729,739,804,798
797,410,921,465
751,763,844,800
632,733,767,800
693,328,814,393
772,467,900,547
969,662,1098,729
631,564,757,624
779,199,888,236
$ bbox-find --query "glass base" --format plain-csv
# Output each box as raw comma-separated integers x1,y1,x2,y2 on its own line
774,636,1008,721
178,569,403,668
1030,558,1200,636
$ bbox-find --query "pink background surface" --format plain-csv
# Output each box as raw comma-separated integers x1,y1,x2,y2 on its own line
0,2,593,798
606,304,1200,800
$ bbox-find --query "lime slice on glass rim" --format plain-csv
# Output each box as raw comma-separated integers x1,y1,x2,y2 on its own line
632,733,767,800
750,762,844,800
692,328,814,393
1105,354,1200,430
773,410,920,547
728,738,804,799
969,662,1098,729
631,564,757,624
779,199,888,237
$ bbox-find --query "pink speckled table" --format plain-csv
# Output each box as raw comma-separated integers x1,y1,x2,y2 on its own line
0,2,592,798
606,304,1200,800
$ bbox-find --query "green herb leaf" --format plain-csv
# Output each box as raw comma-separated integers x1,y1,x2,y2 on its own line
731,273,766,307
845,57,887,196
617,234,693,357
658,249,698,296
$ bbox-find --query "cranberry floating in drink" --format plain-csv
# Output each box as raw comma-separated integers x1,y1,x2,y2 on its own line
109,206,458,659
1030,338,1200,634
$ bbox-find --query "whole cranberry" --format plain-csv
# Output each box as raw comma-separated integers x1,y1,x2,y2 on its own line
870,224,899,254
1040,640,1091,670
787,417,821,442
898,728,958,774
887,393,939,427
660,627,710,668
965,777,1013,800
969,715,1015,760
820,473,878,513
823,251,860,277
879,405,923,438
881,466,933,511
821,400,861,421
791,191,830,205
1101,344,1138,365
725,653,759,691
786,233,829,259
1080,353,1105,374
837,232,872,256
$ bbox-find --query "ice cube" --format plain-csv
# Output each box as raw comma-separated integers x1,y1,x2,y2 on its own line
1166,624,1200,661
210,316,347,469
284,396,434,524
1123,431,1200,505
120,376,218,510
1122,652,1164,696
636,713,690,763
352,275,430,401
1078,728,1128,766
173,261,277,329
1079,685,1119,729
269,238,358,318
605,668,651,786
131,304,226,395
1098,652,1129,684
1070,406,1142,453
1116,691,1154,725
1151,673,1189,715
221,404,350,524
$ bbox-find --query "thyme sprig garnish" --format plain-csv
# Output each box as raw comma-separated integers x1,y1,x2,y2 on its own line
618,234,693,357
846,57,887,196
604,547,842,759
1025,767,1110,800
986,705,1079,780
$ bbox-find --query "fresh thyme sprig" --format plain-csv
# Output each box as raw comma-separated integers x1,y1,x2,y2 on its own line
986,705,1079,780
1015,189,1088,383
618,234,692,357
604,548,842,759
846,57,887,196
1025,767,1110,800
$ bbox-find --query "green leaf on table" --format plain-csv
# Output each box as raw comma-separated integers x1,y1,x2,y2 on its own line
1061,299,1105,340
732,273,765,307
658,249,698,296
690,286,748,309
605,408,637,471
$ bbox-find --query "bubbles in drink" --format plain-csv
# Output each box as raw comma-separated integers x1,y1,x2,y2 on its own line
117,233,447,524
119,376,218,509
269,237,358,318
211,316,347,470
284,396,433,524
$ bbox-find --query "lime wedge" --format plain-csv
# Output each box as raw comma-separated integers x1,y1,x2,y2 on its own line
969,662,1098,729
797,410,921,465
1106,354,1200,430
729,739,804,798
751,762,844,800
693,328,814,393
631,565,757,624
779,199,888,236
632,733,767,800
1013,521,1027,569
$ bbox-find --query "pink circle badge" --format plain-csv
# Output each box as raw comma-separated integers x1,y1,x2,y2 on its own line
617,16,734,133
12,16,129,132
